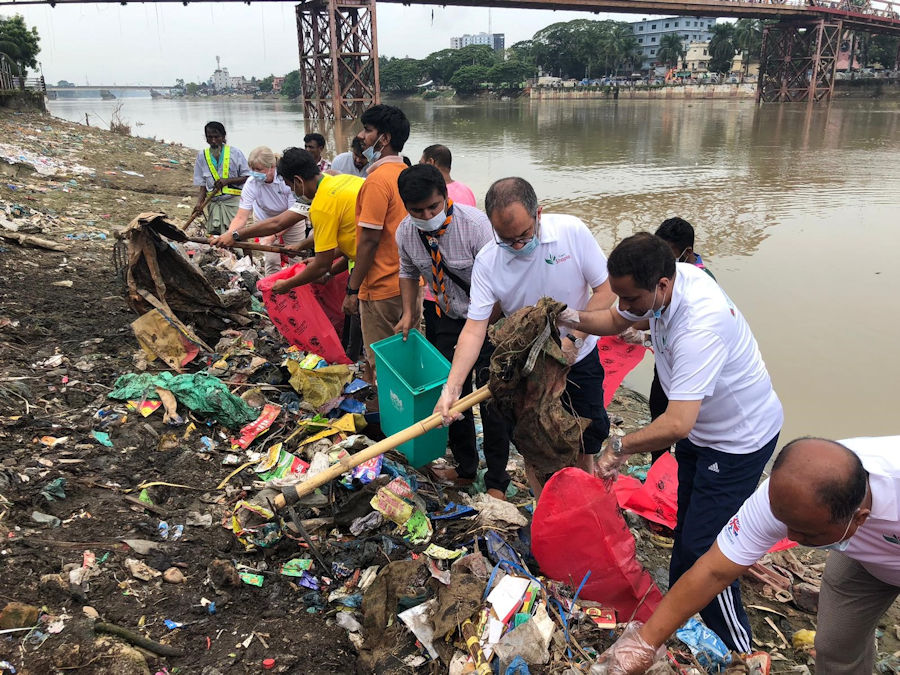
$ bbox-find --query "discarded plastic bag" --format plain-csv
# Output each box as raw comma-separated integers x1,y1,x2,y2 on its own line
494,602,554,668
286,360,353,408
232,500,282,549
532,468,662,622
398,598,439,659
615,452,679,529
676,617,732,672
109,372,257,429
467,492,528,528
255,443,309,482
258,264,352,365
131,308,201,371
309,269,349,339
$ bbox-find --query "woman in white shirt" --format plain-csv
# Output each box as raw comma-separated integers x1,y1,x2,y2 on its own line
213,146,306,276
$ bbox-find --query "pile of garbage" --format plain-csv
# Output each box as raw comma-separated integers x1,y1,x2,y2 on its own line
0,152,897,670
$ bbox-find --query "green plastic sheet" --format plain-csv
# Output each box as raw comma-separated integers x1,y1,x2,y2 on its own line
109,372,256,429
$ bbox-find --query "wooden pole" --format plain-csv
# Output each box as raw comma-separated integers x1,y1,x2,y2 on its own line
273,385,492,510
181,189,218,231
179,235,307,257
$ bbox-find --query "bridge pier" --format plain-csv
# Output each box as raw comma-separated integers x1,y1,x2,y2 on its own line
296,0,380,120
757,19,842,103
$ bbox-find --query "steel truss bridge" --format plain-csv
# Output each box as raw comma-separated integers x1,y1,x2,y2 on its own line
3,0,899,115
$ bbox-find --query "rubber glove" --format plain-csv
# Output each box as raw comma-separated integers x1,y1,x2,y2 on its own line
594,622,665,675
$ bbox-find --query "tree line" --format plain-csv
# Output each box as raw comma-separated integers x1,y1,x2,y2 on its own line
380,19,647,94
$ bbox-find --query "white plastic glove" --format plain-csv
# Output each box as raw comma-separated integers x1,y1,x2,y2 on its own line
557,307,581,328
594,622,666,675
434,382,462,427
595,436,627,481
618,327,649,346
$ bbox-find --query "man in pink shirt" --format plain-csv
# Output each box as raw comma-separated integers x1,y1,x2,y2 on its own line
598,435,900,674
420,144,476,207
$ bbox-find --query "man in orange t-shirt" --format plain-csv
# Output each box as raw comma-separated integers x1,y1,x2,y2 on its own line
342,104,418,376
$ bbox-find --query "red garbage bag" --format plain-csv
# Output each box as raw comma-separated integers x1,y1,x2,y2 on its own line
258,264,351,365
310,268,349,338
618,452,679,530
532,467,663,622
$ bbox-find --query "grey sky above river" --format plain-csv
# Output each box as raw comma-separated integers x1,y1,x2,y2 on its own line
9,3,652,85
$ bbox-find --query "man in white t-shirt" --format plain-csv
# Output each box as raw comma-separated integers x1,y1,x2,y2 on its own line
598,436,900,674
435,177,616,491
561,232,783,653
330,137,368,178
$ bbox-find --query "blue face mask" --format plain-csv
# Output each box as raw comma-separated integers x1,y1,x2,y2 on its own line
362,135,384,163
500,234,539,257
249,171,267,182
498,218,540,257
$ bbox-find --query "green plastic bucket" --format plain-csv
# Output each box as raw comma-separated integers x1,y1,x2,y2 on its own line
370,329,451,467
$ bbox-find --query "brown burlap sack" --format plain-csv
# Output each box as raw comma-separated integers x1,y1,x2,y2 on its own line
488,297,590,477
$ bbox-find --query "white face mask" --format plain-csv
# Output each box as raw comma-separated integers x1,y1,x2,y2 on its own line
410,210,446,232
811,513,856,552
617,286,665,322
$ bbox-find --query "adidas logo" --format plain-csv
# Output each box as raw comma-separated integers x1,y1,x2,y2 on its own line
708,462,720,473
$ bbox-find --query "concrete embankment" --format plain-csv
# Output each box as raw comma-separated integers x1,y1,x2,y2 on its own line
530,78,900,101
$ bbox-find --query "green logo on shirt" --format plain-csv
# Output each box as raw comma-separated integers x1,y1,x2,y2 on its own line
545,252,572,265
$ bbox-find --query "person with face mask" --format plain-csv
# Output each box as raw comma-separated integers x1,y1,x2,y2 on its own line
341,104,413,380
394,164,512,499
210,146,301,276
434,177,617,496
557,232,783,655
231,147,362,296
330,137,369,178
191,121,251,235
635,216,719,466
597,436,900,675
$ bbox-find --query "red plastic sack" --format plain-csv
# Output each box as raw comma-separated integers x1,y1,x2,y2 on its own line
258,264,351,365
617,452,680,530
615,454,798,553
532,468,663,622
597,336,648,407
310,268,349,338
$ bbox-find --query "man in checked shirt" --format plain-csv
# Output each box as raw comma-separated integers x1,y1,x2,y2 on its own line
393,164,512,500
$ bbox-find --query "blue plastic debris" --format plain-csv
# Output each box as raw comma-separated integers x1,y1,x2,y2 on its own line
676,618,733,672
338,398,367,415
343,378,370,394
431,502,477,520
504,656,531,674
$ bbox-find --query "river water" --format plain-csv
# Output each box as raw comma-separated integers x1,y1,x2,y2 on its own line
48,96,900,446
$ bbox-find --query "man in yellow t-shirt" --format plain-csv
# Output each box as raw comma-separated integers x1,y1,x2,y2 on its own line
237,147,362,294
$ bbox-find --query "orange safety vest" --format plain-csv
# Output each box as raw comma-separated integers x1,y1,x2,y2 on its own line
204,145,242,196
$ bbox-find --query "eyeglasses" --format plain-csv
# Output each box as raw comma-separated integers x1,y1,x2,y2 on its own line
495,218,539,247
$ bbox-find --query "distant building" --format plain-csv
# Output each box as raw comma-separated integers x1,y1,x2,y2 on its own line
631,17,716,71
731,53,760,77
210,56,251,92
450,32,505,52
272,76,285,94
685,41,710,73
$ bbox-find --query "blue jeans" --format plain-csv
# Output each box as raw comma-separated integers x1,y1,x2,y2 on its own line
669,432,779,653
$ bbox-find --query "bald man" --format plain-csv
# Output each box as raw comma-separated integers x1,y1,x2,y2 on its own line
599,436,900,674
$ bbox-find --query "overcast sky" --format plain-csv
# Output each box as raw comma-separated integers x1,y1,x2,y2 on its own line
7,3,661,85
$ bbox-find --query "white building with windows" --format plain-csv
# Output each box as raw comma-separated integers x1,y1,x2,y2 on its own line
211,66,231,91
630,17,717,72
685,41,711,73
450,32,505,52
